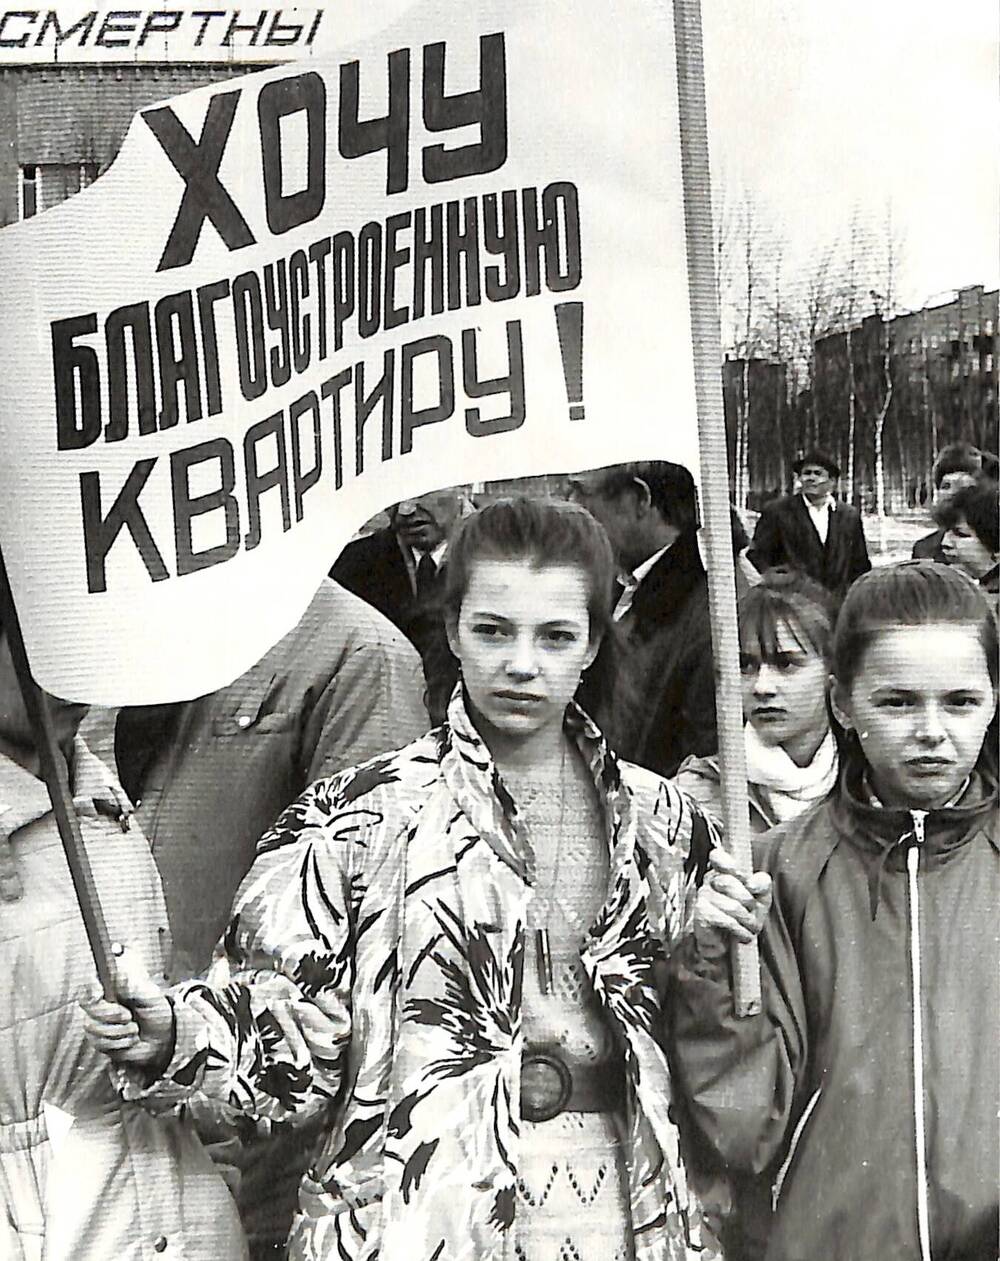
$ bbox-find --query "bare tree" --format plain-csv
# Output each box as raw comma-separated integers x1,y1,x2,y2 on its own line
868,205,903,546
771,241,788,492
842,215,862,505
792,241,843,448
719,190,772,509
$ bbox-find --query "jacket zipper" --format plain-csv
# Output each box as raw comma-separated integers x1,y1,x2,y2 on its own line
907,810,932,1261
771,1085,822,1211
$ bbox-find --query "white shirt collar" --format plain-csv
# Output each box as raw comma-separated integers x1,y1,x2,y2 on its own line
801,492,835,513
631,542,672,585
613,543,673,622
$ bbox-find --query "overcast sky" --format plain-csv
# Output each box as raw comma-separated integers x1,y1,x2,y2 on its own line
701,0,999,313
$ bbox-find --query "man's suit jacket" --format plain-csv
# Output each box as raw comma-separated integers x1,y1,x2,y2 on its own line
912,528,946,563
748,494,871,597
331,528,448,682
596,530,717,779
330,528,414,628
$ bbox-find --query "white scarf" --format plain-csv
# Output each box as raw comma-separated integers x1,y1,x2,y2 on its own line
744,723,839,823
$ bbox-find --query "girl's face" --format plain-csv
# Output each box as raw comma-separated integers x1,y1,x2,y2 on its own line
740,620,829,760
447,559,599,748
941,516,996,580
833,623,996,809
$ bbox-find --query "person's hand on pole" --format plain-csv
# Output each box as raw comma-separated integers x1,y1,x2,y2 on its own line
81,946,175,1072
694,847,772,946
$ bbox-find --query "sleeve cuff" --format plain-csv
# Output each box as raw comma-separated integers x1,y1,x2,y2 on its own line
115,998,212,1107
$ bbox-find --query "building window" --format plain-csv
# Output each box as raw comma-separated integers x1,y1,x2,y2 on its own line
18,162,99,219
19,165,37,219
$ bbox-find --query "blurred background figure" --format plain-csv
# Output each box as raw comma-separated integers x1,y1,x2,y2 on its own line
935,477,1000,603
912,442,988,562
566,461,717,777
0,596,245,1261
330,488,463,682
748,448,871,597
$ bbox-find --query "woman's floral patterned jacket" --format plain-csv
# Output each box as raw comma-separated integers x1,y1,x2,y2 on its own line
124,690,723,1261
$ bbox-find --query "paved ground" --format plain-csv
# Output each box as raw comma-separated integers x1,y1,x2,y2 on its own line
862,511,934,565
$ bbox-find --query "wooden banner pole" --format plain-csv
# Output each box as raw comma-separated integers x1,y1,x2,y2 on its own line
0,546,117,999
672,0,761,1016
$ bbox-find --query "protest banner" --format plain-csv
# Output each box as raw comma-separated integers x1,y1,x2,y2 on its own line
0,2,396,64
0,0,702,707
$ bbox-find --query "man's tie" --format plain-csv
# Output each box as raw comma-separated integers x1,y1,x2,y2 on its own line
415,551,437,602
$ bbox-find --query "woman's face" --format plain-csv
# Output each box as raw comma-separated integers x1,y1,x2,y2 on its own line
834,624,996,809
448,559,598,747
740,620,829,757
941,515,996,580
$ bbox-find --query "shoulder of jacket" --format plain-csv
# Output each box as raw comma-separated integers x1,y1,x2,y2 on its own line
620,759,712,830
295,736,442,846
331,732,441,795
673,754,720,788
617,757,669,797
271,579,421,667
756,799,840,896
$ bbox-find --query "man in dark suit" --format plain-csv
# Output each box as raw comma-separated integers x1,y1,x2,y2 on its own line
567,461,717,777
330,488,461,680
748,448,871,598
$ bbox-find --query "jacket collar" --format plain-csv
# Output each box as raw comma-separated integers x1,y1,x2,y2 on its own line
677,752,777,830
624,528,705,634
438,685,635,884
799,492,836,513
830,756,998,918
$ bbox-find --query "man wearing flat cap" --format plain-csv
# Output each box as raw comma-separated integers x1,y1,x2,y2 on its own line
748,448,871,597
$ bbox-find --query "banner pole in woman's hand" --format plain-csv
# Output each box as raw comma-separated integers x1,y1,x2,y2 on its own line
672,0,761,1016
0,542,117,998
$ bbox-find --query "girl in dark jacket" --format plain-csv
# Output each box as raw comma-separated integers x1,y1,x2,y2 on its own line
670,560,999,1261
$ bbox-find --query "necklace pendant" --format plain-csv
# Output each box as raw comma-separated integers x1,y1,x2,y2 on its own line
535,927,553,994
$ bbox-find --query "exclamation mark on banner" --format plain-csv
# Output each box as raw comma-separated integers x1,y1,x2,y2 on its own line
554,302,585,421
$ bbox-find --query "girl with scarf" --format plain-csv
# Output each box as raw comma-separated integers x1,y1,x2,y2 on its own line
675,569,838,833
83,496,770,1261
671,561,999,1261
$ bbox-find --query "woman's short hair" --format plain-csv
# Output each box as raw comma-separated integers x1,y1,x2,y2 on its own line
738,568,837,664
932,441,983,488
832,560,998,693
932,478,1000,555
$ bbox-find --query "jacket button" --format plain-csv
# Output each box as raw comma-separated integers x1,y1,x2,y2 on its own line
236,715,253,729
153,1237,168,1253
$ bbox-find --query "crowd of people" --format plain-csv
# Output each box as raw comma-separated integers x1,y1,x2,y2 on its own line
1,445,997,1261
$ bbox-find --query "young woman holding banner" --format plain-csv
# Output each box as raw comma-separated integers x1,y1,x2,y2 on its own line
670,562,999,1261
84,496,771,1261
